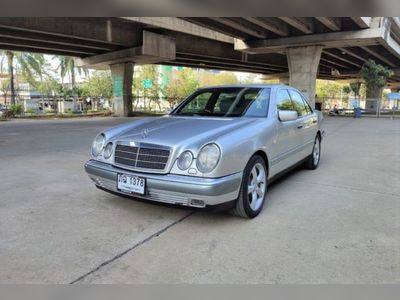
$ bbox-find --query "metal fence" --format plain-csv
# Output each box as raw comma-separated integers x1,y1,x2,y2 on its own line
317,97,400,118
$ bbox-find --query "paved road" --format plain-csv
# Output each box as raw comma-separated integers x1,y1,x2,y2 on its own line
0,116,399,283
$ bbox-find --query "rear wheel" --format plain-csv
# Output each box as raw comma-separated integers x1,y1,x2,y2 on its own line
232,155,267,218
305,135,321,170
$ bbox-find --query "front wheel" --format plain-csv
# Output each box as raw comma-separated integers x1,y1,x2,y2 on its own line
231,155,267,218
305,135,321,170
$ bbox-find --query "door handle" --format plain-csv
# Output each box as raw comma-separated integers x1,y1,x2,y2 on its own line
312,119,317,124
297,124,303,129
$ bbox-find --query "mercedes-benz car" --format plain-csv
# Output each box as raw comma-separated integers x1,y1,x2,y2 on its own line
85,84,324,218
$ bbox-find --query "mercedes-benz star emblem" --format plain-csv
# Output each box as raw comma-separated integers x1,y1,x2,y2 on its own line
142,128,149,139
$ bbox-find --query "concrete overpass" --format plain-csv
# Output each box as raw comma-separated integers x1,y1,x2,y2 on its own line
0,17,399,115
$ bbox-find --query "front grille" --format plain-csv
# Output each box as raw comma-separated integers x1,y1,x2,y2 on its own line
114,144,170,170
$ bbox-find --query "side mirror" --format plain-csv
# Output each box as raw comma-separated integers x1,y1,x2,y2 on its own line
278,110,298,122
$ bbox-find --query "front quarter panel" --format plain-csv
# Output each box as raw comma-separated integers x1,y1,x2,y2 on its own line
208,118,276,178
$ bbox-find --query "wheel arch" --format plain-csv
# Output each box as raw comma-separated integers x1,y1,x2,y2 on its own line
251,150,270,175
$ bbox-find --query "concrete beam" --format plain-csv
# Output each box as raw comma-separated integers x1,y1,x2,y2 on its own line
210,18,267,39
0,18,142,47
379,27,400,61
235,27,383,53
76,31,175,69
351,17,372,29
242,17,289,36
323,50,363,68
337,47,368,62
176,52,286,72
320,55,352,69
315,17,341,31
181,18,249,40
278,17,313,34
123,17,234,44
170,33,288,69
0,39,98,56
0,27,118,52
360,46,397,67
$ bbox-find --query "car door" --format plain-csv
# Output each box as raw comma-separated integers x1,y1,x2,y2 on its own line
288,89,318,161
271,89,303,174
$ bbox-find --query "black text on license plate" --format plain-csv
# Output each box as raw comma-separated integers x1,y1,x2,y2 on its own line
117,174,146,195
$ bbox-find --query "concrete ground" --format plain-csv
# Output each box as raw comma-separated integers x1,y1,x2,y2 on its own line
0,116,399,283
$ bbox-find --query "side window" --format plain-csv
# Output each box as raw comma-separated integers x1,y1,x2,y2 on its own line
276,89,295,111
301,95,313,114
289,90,308,117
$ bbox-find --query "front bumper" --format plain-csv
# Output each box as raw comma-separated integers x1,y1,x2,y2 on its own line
85,160,242,208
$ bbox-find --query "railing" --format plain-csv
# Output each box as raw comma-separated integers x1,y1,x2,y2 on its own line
317,97,400,118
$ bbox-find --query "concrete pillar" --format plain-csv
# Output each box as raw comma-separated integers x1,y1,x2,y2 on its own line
110,62,134,117
287,45,323,108
279,76,289,85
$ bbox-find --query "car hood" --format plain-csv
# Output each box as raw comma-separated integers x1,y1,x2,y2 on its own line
112,115,257,148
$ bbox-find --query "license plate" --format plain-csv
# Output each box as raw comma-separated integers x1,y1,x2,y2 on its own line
117,174,146,195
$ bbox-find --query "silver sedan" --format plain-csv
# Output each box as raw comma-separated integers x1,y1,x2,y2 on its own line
85,84,324,218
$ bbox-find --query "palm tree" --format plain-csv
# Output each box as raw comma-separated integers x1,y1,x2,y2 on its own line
56,56,88,108
55,56,88,90
0,51,16,105
0,50,45,106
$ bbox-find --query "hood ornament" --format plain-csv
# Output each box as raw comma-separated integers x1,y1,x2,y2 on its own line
142,128,149,139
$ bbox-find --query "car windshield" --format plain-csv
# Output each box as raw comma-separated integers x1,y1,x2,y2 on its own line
172,87,271,117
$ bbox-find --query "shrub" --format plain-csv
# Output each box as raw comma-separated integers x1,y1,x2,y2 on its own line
9,104,23,116
25,108,36,114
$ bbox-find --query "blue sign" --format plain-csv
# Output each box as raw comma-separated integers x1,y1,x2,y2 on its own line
387,92,400,100
143,79,153,89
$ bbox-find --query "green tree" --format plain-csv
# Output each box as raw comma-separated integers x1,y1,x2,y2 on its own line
81,71,113,99
342,85,351,95
199,70,239,86
133,65,162,110
360,59,394,111
56,56,88,87
0,78,9,105
316,80,342,99
350,82,361,98
0,51,45,105
162,68,199,108
55,56,89,109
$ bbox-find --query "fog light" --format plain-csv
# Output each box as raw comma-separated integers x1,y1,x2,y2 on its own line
190,199,205,207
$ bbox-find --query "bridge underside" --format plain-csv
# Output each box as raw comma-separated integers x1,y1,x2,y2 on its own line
0,17,400,115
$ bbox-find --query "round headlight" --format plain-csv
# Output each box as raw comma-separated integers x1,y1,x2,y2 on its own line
177,151,193,170
92,133,106,157
196,143,221,173
103,142,114,159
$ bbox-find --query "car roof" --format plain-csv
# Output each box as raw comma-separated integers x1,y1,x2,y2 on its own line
197,84,291,90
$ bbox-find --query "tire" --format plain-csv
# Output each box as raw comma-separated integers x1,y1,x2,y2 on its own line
305,135,321,170
231,155,268,218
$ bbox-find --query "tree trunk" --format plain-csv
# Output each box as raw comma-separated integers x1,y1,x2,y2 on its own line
6,51,15,106
71,67,76,111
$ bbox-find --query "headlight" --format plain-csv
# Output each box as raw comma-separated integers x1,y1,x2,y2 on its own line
92,133,106,157
196,143,221,173
103,142,114,159
177,151,193,170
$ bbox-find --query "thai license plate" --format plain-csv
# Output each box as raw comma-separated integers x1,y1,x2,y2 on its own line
117,174,146,195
